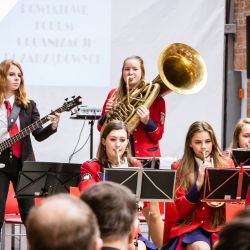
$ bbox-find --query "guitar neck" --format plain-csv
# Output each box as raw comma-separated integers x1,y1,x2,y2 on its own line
0,106,63,153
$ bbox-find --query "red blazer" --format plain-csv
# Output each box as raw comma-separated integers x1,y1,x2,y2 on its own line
166,158,234,241
246,184,250,206
98,88,166,157
78,159,141,191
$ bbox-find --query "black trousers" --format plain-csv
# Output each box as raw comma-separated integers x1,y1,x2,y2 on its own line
0,150,34,229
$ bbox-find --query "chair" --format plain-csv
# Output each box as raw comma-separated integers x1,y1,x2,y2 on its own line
225,203,245,222
0,183,25,250
163,202,178,244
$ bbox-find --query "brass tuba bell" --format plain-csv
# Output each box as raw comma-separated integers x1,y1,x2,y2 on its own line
154,43,207,96
106,43,207,133
206,201,225,208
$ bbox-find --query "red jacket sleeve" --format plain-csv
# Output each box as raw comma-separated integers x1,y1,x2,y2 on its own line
78,160,101,192
145,96,166,142
175,186,199,218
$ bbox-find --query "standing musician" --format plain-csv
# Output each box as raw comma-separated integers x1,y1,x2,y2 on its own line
0,59,60,230
97,56,166,157
147,121,234,250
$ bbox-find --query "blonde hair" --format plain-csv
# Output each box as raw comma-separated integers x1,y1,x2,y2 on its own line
0,59,30,108
230,118,250,148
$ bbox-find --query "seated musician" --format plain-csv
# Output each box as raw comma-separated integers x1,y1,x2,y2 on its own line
229,118,250,207
78,120,140,191
146,121,234,250
78,120,156,250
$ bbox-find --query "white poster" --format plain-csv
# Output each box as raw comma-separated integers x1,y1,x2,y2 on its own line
0,0,111,87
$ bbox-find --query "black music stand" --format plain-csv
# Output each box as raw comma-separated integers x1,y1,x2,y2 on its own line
202,167,250,203
232,148,250,167
103,168,176,202
70,106,101,158
15,161,80,198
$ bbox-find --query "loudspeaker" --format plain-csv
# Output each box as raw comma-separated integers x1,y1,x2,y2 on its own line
247,16,250,78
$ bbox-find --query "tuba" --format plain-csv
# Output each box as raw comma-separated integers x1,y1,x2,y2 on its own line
106,43,207,133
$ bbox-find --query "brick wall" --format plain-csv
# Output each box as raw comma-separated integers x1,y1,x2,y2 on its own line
234,0,250,115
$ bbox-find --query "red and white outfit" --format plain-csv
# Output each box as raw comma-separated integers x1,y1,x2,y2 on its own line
246,184,250,206
97,88,166,157
163,158,234,250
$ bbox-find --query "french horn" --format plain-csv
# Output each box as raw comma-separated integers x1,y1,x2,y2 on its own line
106,43,207,133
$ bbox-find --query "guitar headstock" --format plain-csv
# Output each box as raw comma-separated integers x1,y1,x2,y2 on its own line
62,96,82,112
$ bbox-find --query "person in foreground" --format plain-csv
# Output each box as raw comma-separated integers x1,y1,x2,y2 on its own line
0,59,60,230
81,181,145,250
26,193,102,250
148,121,235,250
214,206,250,250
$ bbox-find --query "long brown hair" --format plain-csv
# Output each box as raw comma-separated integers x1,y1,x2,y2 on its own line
96,120,136,170
230,118,250,148
176,121,231,228
0,59,30,108
114,56,146,102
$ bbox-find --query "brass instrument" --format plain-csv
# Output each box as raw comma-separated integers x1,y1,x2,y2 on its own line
106,43,207,133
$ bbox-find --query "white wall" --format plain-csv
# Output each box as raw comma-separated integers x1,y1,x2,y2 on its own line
0,0,225,164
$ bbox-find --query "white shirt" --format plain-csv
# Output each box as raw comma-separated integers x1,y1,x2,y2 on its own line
195,156,213,168
0,95,20,143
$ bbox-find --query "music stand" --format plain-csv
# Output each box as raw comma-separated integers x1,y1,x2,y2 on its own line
103,168,176,202
136,157,160,169
15,161,80,198
136,157,177,169
232,148,250,167
202,167,250,203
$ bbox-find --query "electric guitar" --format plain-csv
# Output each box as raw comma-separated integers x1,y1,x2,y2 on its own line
0,96,82,155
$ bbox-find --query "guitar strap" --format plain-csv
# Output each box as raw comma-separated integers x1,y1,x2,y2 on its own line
7,103,21,131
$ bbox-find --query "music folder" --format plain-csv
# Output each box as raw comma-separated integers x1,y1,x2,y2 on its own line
15,161,80,198
103,167,176,202
203,167,250,203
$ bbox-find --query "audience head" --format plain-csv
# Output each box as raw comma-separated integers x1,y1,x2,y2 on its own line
231,118,250,149
97,120,134,166
214,207,250,250
26,194,102,250
81,181,138,244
